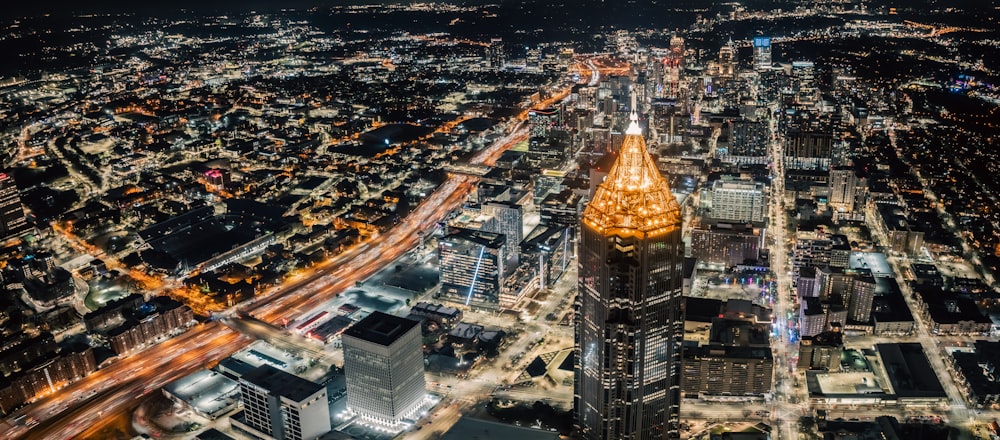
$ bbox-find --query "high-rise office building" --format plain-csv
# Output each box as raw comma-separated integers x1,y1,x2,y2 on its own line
752,37,771,70
488,38,505,69
438,228,506,309
689,223,761,268
785,114,834,170
661,35,684,98
717,38,736,78
576,111,685,440
342,312,426,429
483,201,523,265
828,166,858,211
234,365,331,440
0,173,28,241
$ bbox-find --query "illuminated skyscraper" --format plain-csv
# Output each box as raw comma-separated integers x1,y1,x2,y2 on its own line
0,173,28,241
482,201,523,265
342,312,426,429
488,38,505,70
438,228,505,310
752,37,772,70
575,109,685,440
718,38,736,78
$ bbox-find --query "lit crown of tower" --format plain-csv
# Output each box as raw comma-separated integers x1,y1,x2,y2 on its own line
582,110,682,238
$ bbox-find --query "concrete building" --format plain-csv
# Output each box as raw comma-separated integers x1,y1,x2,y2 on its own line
702,178,767,224
871,278,915,336
816,267,875,324
0,343,96,415
913,289,991,336
828,234,852,269
797,331,843,371
869,202,924,257
540,189,583,228
408,302,462,327
680,296,773,400
951,340,1000,407
681,345,773,399
521,224,572,289
800,297,847,338
234,365,330,440
576,111,685,439
784,114,833,170
689,223,762,268
793,229,832,276
846,270,876,323
488,38,505,69
107,296,194,355
797,267,821,299
828,166,862,213
342,312,425,429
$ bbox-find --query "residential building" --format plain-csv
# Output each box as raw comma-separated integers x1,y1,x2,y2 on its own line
702,178,767,224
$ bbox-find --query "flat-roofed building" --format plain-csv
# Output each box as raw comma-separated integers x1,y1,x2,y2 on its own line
438,228,506,310
702,178,767,224
342,312,425,429
690,223,761,268
233,365,330,440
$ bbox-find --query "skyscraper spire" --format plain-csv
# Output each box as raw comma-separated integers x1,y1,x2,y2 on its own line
627,90,641,135
576,101,686,440
581,113,681,239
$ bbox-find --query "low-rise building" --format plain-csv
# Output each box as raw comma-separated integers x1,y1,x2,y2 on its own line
951,340,1000,407
914,289,991,336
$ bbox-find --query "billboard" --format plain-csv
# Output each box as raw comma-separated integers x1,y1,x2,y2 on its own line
753,37,771,48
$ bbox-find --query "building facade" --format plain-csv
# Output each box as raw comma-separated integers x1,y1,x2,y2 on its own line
681,346,773,399
752,37,771,70
483,200,524,265
702,179,767,224
0,173,28,241
438,228,505,310
235,365,330,440
576,112,685,440
342,312,426,429
689,223,761,268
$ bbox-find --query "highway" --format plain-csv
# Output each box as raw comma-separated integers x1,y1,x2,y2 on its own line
9,177,476,440
0,58,594,439
7,76,578,438
9,322,250,440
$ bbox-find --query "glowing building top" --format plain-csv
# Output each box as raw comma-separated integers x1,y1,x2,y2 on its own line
581,110,681,239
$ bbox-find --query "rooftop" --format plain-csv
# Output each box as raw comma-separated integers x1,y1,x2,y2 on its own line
440,416,560,440
875,343,946,398
342,311,419,346
240,364,324,403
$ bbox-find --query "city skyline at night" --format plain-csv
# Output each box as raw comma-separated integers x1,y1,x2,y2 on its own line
0,1,997,439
